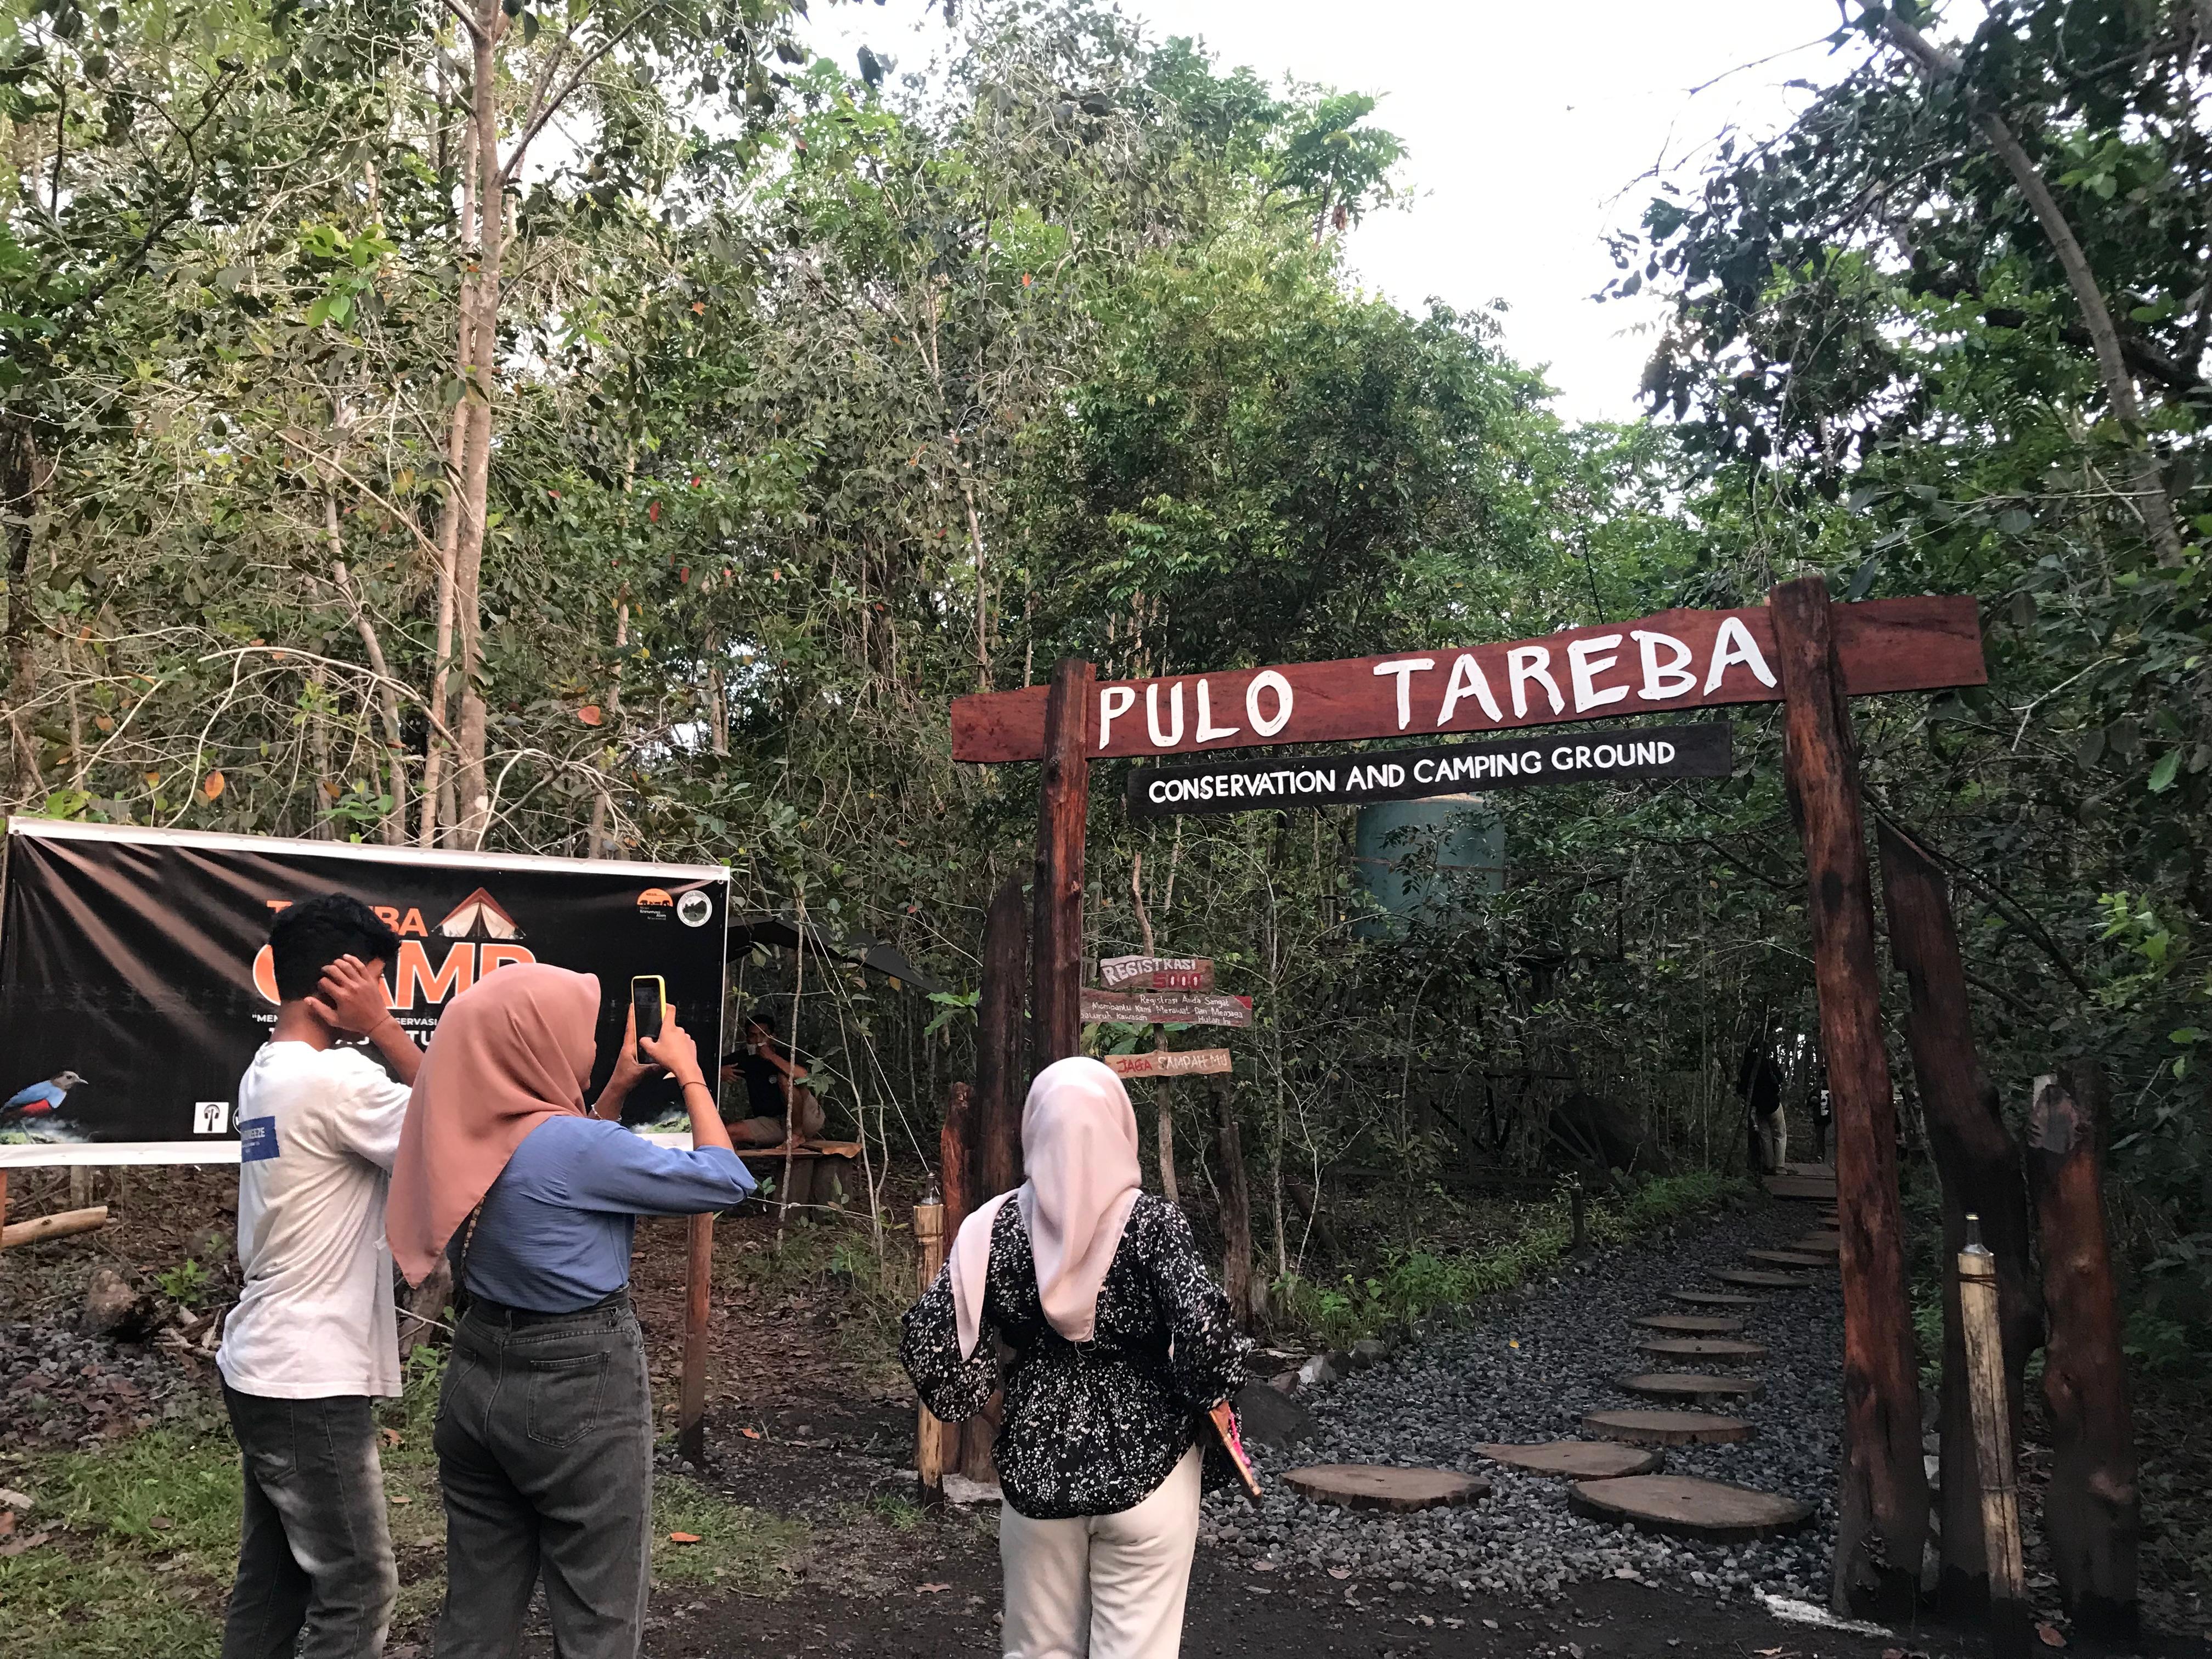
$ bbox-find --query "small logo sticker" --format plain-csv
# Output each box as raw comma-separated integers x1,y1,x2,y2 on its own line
676,891,713,928
636,887,673,922
238,1116,280,1161
193,1101,230,1135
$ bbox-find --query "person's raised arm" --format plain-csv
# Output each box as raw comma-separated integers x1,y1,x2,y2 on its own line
642,1011,733,1155
309,955,421,1087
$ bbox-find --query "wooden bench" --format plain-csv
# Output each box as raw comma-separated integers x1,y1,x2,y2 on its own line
741,1139,861,1207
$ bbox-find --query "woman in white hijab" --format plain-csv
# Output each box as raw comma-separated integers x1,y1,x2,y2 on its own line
902,1057,1250,1659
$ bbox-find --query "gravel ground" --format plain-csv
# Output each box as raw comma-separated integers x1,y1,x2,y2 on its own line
1201,1200,1845,1610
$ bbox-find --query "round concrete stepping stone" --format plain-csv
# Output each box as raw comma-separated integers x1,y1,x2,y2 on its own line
1637,1336,1769,1363
1709,1268,1813,1290
1745,1249,1831,1269
1630,1312,1745,1335
1792,1234,1842,1254
1284,1464,1488,1513
1765,1176,1838,1200
1668,1288,1758,1307
1581,1409,1755,1446
1568,1474,1814,1542
1474,1441,1663,1479
1615,1371,1764,1403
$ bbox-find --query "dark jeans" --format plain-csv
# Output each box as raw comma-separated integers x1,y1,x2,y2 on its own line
432,1296,652,1659
221,1385,397,1659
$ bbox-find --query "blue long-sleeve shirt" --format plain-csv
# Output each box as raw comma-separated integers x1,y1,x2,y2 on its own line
461,1115,755,1312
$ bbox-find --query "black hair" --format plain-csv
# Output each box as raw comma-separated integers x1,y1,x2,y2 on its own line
746,1008,778,1036
269,893,402,1002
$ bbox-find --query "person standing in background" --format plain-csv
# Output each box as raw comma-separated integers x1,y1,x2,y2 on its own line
387,963,753,1659
901,1057,1249,1659
216,894,423,1659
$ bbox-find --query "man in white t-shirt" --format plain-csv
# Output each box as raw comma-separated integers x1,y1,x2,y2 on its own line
215,893,421,1659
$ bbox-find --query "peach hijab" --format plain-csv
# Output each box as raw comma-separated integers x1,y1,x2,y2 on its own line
949,1056,1144,1359
386,962,601,1285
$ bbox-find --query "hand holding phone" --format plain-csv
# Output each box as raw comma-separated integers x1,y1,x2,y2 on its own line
631,976,666,1064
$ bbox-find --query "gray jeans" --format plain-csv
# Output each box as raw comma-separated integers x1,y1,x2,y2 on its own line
432,1297,652,1659
221,1385,398,1659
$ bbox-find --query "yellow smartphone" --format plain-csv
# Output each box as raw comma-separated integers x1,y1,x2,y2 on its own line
630,975,667,1064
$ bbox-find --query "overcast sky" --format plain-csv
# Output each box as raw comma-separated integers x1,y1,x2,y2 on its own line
799,1,1875,422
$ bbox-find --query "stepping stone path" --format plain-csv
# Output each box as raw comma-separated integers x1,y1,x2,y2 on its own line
1637,1336,1769,1363
1745,1249,1831,1269
1792,1234,1842,1254
1567,1474,1814,1542
1284,1464,1489,1513
1765,1176,1838,1200
1473,1440,1664,1479
1709,1268,1813,1290
1582,1408,1754,1446
1668,1288,1758,1308
1629,1312,1745,1335
1614,1370,1764,1404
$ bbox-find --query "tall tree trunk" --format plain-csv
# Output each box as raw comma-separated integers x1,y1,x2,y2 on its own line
1877,821,2041,1614
2026,1064,2140,1641
1030,658,1091,1066
1,414,47,800
1214,1077,1256,1327
452,2,509,849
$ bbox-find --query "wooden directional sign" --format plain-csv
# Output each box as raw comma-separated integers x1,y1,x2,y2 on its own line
1128,723,1730,817
1102,1048,1233,1080
1082,988,1252,1028
951,596,1985,763
1098,954,1214,991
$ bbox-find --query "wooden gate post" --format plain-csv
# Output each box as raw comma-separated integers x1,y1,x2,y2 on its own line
676,1211,714,1466
1031,658,1093,1068
1958,1220,2032,1659
940,1081,977,1239
1769,575,1928,1619
2026,1065,2140,1640
977,875,1028,1197
1878,821,2041,1613
912,1198,958,1504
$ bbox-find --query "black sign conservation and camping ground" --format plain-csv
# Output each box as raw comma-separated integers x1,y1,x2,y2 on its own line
0,819,729,1164
1126,723,1733,817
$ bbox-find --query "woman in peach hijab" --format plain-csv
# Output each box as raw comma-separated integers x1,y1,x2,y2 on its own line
901,1057,1250,1659
388,962,752,1659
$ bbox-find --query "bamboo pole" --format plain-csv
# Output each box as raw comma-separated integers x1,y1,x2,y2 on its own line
676,1211,714,1466
1959,1217,2030,1659
1,1203,108,1249
913,1199,958,1504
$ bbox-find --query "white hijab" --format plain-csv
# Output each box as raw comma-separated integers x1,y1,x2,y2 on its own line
948,1056,1144,1359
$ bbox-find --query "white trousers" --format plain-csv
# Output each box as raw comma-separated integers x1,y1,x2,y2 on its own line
999,1442,1204,1659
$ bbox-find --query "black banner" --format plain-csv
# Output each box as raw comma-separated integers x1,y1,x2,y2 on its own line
0,821,728,1163
1127,723,1733,817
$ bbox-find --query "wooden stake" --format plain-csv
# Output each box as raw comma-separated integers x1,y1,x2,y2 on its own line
0,1203,108,1249
676,1211,713,1466
1769,574,1928,1620
1031,657,1093,1068
1214,1078,1256,1325
913,1200,958,1504
1958,1220,2031,1659
1879,820,2042,1612
977,874,1028,1198
2026,1065,2140,1640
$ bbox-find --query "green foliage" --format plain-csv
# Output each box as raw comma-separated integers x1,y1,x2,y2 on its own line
1278,1171,1747,1346
154,1259,212,1307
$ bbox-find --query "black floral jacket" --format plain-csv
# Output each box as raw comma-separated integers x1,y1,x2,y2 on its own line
900,1194,1250,1520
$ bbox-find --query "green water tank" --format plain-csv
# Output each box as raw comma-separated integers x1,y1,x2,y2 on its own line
1351,794,1504,939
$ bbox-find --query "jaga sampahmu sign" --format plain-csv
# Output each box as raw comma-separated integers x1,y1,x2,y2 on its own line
0,819,729,1165
1127,723,1731,817
952,596,1982,761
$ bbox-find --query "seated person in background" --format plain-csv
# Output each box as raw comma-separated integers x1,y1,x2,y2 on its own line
718,1009,825,1147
